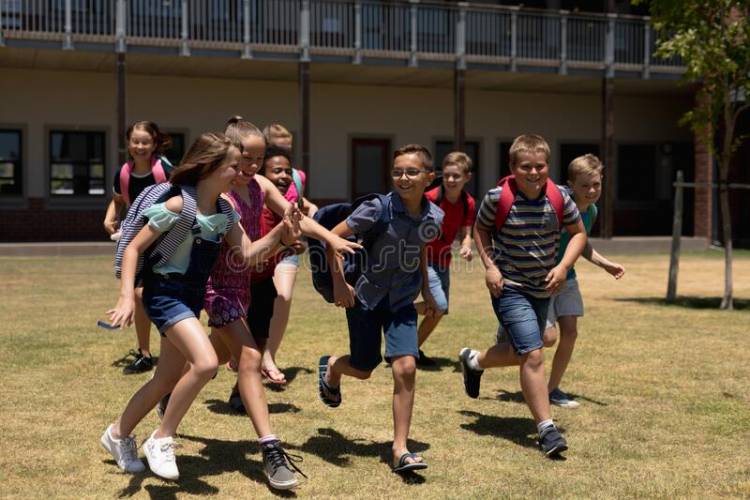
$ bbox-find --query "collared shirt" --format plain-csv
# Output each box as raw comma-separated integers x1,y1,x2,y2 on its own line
346,191,444,311
476,185,580,298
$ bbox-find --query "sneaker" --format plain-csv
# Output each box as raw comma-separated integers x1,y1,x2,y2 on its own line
228,387,245,413
549,388,580,409
538,425,568,457
156,393,171,419
142,431,179,480
458,347,483,399
416,349,437,367
100,424,146,473
261,440,306,490
123,349,154,374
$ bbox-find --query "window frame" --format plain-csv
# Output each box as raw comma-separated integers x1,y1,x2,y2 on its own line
0,127,24,200
46,127,109,203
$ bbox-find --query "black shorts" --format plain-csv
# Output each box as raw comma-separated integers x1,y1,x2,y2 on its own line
247,278,278,344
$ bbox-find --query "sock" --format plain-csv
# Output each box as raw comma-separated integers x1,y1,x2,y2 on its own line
467,350,482,371
537,419,554,435
259,434,279,445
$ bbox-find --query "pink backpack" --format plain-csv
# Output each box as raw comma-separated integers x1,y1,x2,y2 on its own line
494,175,564,231
119,156,168,205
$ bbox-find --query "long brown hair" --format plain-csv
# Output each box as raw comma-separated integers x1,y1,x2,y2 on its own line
126,120,172,156
169,132,233,186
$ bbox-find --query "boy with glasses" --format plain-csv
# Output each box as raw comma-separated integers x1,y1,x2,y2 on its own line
317,144,444,473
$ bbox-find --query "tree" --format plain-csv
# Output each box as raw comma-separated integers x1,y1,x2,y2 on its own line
644,0,749,310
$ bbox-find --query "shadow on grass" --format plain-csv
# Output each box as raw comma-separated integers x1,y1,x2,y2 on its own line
288,427,429,477
110,350,159,370
614,296,749,310
115,434,297,499
204,399,302,416
266,366,314,393
459,410,549,450
495,389,608,407
416,356,462,373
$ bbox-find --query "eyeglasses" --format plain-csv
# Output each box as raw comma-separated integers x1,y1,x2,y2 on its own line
391,168,426,179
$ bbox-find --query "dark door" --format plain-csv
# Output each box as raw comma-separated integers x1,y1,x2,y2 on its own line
351,138,391,200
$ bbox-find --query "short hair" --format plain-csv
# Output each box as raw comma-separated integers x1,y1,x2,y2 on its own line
263,123,293,146
442,151,472,174
263,144,293,168
224,115,265,149
509,134,551,166
568,154,604,182
393,144,434,171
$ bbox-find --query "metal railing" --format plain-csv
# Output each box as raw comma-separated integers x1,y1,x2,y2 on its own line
0,0,683,75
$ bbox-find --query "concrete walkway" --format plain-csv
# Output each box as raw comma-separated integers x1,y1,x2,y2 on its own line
0,237,709,257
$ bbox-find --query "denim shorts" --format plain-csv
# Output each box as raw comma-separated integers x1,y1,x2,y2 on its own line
491,286,550,355
143,275,206,336
545,278,584,328
426,263,450,314
247,278,278,343
279,253,300,267
345,298,418,372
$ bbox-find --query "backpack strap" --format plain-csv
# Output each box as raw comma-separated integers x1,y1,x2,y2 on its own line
151,157,168,184
217,197,235,236
545,180,564,228
152,185,198,268
119,161,133,205
494,176,517,231
360,193,392,248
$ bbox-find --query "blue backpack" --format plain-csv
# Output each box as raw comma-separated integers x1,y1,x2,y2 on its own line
308,193,392,303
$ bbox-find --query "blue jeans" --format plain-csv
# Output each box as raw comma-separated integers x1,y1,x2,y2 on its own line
426,263,450,314
492,286,550,355
345,298,418,372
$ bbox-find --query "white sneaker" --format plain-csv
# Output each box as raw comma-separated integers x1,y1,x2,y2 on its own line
100,424,146,473
142,431,179,480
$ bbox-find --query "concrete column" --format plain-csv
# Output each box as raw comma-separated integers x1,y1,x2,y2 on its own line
299,62,311,174
116,53,127,166
454,69,465,153
600,77,615,238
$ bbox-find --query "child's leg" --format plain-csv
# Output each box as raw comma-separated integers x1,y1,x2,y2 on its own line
547,315,578,391
518,348,552,424
155,318,218,438
263,262,298,378
134,287,152,357
391,355,421,464
416,265,449,347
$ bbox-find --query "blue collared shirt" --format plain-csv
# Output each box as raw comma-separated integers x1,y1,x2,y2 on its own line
346,192,444,311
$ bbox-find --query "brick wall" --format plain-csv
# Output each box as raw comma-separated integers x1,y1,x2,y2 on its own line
0,198,107,242
693,132,712,240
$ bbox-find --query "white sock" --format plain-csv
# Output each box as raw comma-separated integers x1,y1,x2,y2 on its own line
259,434,279,445
537,419,554,435
467,350,482,371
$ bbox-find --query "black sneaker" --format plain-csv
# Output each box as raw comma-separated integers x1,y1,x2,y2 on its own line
416,349,437,367
261,440,306,490
156,392,170,419
123,349,153,374
538,426,568,457
458,347,483,398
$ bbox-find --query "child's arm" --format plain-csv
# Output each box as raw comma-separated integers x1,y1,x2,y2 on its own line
474,223,503,298
224,211,301,267
327,220,357,308
545,220,587,294
583,243,625,279
420,245,438,319
459,225,473,261
103,195,125,235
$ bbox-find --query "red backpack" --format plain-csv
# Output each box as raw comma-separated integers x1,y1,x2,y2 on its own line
494,175,564,231
119,156,169,205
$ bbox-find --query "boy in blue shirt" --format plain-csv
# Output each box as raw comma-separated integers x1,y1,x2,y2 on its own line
459,134,586,457
318,144,444,473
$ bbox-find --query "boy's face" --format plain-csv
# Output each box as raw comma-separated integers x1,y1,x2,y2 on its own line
442,164,471,194
510,151,549,199
569,171,602,206
391,153,434,201
263,155,293,195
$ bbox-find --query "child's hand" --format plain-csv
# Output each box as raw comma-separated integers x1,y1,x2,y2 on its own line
459,244,473,261
605,261,625,280
103,219,119,235
329,234,363,257
107,296,135,329
545,265,567,294
280,214,302,247
422,287,438,320
333,278,355,308
485,266,504,298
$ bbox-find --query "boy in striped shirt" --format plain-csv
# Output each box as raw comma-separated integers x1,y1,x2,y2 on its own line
458,134,586,457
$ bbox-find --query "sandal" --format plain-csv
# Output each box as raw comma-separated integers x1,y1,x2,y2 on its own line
392,452,428,473
318,355,341,408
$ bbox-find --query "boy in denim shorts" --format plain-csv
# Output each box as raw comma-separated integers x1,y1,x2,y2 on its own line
458,134,586,458
543,154,625,408
318,144,444,473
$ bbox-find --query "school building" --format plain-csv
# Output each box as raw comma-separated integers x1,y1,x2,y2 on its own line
1,0,747,244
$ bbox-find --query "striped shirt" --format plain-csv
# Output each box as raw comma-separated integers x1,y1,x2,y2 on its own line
476,185,580,298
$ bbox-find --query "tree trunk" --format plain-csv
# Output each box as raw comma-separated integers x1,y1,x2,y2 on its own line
719,91,734,310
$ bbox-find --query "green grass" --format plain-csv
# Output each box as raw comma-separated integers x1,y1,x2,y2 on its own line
1,252,749,498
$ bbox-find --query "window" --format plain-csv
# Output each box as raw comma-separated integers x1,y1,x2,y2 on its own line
559,143,600,183
617,144,657,202
0,129,22,195
435,141,480,197
164,132,186,166
351,138,391,199
49,131,106,196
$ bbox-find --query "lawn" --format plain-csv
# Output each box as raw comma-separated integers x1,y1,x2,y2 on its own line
1,251,749,498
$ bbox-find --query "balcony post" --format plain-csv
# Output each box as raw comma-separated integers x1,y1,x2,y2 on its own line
299,0,311,175
0,0,5,47
242,0,252,59
354,0,362,64
642,18,651,79
300,0,311,62
116,53,127,166
180,0,190,57
559,10,568,75
115,0,126,53
600,77,615,238
409,0,418,67
605,13,616,78
456,3,467,70
63,0,73,50
510,6,518,72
